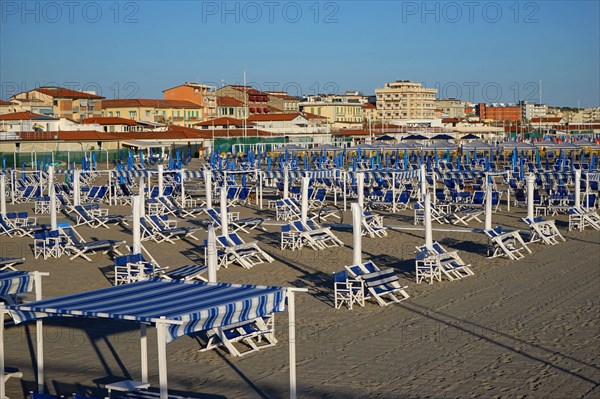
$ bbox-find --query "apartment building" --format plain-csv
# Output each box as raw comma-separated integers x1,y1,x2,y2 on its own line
101,99,203,127
11,86,104,120
300,93,366,127
213,85,299,117
476,103,521,122
162,82,216,120
375,81,437,120
435,98,469,119
520,100,548,121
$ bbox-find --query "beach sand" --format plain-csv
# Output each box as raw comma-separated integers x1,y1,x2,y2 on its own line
2,190,599,398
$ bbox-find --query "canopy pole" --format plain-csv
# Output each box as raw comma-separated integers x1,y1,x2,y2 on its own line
140,323,148,383
34,271,45,393
50,167,57,231
343,170,347,211
156,321,168,399
574,169,581,209
485,180,493,231
73,169,80,206
133,196,141,254
0,175,6,216
288,290,297,399
351,203,362,265
139,178,145,219
283,165,289,199
301,177,309,226
526,173,535,220
585,173,590,210
180,169,186,208
424,193,433,248
391,172,396,212
1,309,6,399
259,171,263,210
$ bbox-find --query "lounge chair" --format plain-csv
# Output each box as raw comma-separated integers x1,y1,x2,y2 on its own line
291,219,343,250
33,229,63,260
161,264,209,282
197,315,277,357
205,208,265,233
58,223,126,261
362,211,387,238
72,204,125,229
568,206,600,231
0,257,25,271
415,242,474,283
147,215,200,243
522,216,565,245
345,261,409,306
215,232,274,269
114,252,163,285
484,226,532,260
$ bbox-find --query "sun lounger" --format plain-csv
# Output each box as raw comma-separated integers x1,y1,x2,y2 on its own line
415,242,474,283
333,270,365,310
522,216,565,245
484,226,532,260
58,223,125,261
73,204,125,229
0,257,25,271
345,261,409,306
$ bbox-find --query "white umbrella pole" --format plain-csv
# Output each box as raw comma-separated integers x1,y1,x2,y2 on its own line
139,178,146,219
132,195,141,254
357,172,364,209
207,224,218,282
585,173,590,210
220,186,228,236
73,169,80,206
485,182,493,231
420,164,427,200
283,165,289,199
0,175,6,216
574,169,581,209
301,177,310,225
526,173,535,220
351,202,362,265
424,193,433,248
157,164,164,197
49,166,57,230
205,169,212,209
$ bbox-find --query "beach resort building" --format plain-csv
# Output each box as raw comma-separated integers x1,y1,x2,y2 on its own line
10,86,104,121
101,99,203,127
375,80,437,120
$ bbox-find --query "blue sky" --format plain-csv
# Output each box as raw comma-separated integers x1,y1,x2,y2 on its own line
1,0,599,107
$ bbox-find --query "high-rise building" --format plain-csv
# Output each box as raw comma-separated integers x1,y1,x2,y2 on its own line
375,81,437,120
520,100,548,121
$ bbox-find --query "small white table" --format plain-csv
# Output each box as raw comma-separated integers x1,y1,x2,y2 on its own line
105,380,150,396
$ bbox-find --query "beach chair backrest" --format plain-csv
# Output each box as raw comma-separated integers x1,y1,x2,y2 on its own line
281,224,292,233
228,232,244,246
333,270,348,283
216,235,230,247
362,261,378,273
431,242,445,254
206,208,221,224
291,220,305,232
345,264,363,277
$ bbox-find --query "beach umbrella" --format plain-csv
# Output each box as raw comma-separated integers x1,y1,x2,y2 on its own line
485,180,493,231
283,165,289,199
420,164,427,201
352,203,362,265
357,172,365,209
2,157,5,173
267,156,272,172
301,177,310,226
526,174,535,220
519,159,525,180
445,149,451,162
49,166,57,230
220,186,228,236
92,153,97,170
132,196,141,254
403,150,408,170
424,194,433,248
574,169,581,208
0,174,6,216
241,174,247,187
485,152,490,171
205,169,213,210
139,178,146,218
434,150,439,169
207,224,218,282
73,169,80,206
140,152,145,167
536,149,541,169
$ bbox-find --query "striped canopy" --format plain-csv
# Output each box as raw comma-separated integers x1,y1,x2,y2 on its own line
0,271,34,297
5,279,287,343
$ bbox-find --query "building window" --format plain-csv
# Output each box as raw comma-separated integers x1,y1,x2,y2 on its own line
146,110,151,117
108,111,113,117
129,111,137,118
116,111,121,117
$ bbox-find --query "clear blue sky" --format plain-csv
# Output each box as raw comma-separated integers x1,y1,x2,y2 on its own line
1,0,598,107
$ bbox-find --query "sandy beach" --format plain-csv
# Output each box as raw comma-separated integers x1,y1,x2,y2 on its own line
2,185,599,399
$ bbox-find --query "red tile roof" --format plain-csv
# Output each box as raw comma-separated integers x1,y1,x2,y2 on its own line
34,87,104,99
194,117,246,126
361,103,376,109
102,99,203,109
248,113,305,122
0,100,14,106
82,117,141,126
0,111,56,121
216,96,244,107
303,112,327,120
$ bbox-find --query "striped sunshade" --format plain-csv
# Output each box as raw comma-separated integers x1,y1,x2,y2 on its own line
0,271,34,297
5,279,287,343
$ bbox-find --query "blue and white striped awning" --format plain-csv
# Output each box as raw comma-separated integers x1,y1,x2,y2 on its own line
182,170,204,179
5,279,287,343
585,172,600,181
112,170,156,179
0,271,34,297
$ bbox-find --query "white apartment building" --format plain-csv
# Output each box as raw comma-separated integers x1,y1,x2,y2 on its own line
520,100,548,121
375,81,437,120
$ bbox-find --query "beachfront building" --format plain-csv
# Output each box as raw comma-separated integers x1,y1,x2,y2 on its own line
101,99,203,127
216,96,247,119
375,80,437,121
0,100,19,115
476,103,521,122
213,85,299,117
247,112,328,134
162,82,216,120
81,117,145,133
10,86,104,121
435,98,469,119
300,95,364,128
0,111,103,135
266,91,300,112
520,100,548,121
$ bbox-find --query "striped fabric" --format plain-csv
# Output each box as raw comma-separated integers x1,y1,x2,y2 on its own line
0,271,34,296
111,170,156,179
361,269,399,287
6,279,287,343
585,172,600,181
